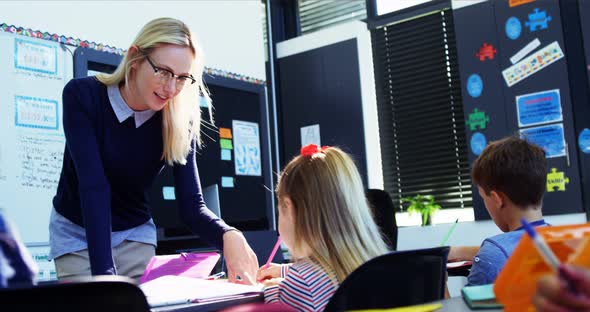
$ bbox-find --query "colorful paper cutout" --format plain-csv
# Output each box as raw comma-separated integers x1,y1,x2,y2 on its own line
505,17,522,40
219,128,232,139
470,132,487,156
466,108,490,131
220,138,233,150
467,74,483,98
579,129,590,154
546,168,569,192
526,8,552,32
509,0,536,7
476,43,497,61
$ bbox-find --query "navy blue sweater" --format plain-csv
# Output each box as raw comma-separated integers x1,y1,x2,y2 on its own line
53,77,231,275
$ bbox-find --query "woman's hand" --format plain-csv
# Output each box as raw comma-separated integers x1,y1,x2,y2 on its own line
223,230,259,285
257,263,282,282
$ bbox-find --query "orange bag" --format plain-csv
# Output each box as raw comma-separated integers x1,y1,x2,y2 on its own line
494,223,590,311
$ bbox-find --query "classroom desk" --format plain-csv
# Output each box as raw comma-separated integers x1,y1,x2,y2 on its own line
151,294,502,312
151,293,263,312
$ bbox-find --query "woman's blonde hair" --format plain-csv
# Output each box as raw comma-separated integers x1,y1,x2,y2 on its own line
276,146,389,283
96,17,209,165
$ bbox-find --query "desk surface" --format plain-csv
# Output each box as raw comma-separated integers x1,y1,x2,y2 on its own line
439,296,502,312
151,294,501,312
151,293,263,312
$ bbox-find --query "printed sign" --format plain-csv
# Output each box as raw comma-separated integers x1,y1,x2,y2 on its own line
467,74,483,98
525,8,552,32
505,17,522,40
520,124,566,158
14,95,59,130
301,124,321,147
516,89,562,127
579,128,590,154
14,38,58,75
470,132,487,156
233,120,261,176
502,41,564,87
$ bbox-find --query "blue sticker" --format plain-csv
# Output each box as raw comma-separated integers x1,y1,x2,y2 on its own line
505,17,522,40
516,89,562,127
199,96,209,108
525,8,552,32
470,132,487,156
221,176,234,188
467,74,483,98
521,124,566,158
579,129,590,154
221,148,232,161
162,186,176,200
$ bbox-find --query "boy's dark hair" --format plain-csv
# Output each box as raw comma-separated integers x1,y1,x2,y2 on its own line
472,136,547,207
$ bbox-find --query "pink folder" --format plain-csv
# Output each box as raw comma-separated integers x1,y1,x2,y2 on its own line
140,252,221,284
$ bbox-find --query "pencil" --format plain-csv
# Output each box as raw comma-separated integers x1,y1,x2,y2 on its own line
440,218,459,246
262,237,282,270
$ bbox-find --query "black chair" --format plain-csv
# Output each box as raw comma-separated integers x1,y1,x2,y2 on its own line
324,246,450,312
366,189,398,250
0,275,150,312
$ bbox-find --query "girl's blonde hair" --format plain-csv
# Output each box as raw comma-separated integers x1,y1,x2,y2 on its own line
276,146,389,283
96,17,209,165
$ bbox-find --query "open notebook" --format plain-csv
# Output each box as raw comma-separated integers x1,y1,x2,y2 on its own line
140,275,264,308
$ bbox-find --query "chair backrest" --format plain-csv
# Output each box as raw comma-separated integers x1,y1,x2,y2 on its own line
366,189,398,250
324,246,450,312
0,276,150,312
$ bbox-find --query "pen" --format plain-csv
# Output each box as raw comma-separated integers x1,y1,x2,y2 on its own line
521,218,578,294
206,272,226,280
440,218,459,246
262,236,282,270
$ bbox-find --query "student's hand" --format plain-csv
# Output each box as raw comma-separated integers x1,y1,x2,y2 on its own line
257,263,282,281
262,277,283,288
223,230,259,285
448,246,480,262
533,265,590,312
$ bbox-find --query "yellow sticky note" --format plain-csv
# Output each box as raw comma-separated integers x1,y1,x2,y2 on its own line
351,303,442,312
220,128,232,139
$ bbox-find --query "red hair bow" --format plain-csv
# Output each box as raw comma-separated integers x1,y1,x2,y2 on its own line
300,144,331,157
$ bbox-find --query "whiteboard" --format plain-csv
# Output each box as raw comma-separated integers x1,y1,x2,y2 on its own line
0,32,73,245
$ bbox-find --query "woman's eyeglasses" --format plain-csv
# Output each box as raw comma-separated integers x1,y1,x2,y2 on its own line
144,55,196,89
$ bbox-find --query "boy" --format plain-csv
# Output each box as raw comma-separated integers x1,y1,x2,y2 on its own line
451,136,548,286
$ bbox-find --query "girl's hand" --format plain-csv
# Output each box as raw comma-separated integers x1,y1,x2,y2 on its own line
533,264,590,312
257,263,282,281
262,277,283,288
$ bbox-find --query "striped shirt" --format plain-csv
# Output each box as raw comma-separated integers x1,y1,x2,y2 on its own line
264,259,338,312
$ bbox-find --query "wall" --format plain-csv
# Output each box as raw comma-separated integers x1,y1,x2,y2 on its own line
0,0,266,80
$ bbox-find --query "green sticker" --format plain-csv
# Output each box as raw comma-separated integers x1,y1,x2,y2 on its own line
547,168,569,192
220,138,233,150
466,108,490,131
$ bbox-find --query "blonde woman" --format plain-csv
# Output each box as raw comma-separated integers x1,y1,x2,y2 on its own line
49,18,258,283
257,144,389,311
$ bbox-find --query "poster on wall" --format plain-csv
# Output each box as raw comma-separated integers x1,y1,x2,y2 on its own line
516,89,562,127
300,124,321,147
232,120,261,176
520,123,566,158
502,41,564,87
